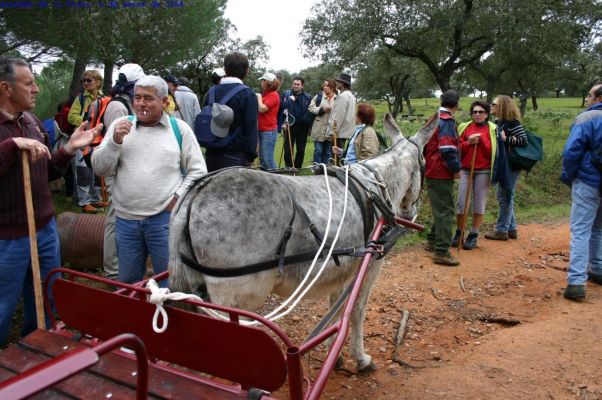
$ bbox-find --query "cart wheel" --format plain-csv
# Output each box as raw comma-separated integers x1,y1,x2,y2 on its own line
247,388,267,399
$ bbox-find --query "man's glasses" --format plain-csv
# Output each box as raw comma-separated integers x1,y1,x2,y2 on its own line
472,110,487,114
81,78,94,84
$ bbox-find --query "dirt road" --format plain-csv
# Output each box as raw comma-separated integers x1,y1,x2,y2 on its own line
279,222,602,399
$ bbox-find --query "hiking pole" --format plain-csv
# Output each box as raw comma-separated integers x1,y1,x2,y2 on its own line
333,120,339,166
458,143,478,253
21,151,46,329
286,123,295,171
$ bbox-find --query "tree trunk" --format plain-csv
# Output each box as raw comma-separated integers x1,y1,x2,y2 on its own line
436,76,451,92
102,60,114,95
69,48,88,98
392,96,402,118
531,96,539,111
519,95,528,117
405,96,414,115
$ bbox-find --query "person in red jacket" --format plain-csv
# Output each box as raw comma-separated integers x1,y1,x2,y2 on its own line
453,100,498,250
423,90,461,266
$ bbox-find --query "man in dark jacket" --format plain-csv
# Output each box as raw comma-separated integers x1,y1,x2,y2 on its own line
0,56,99,345
203,52,258,172
561,83,602,301
280,77,312,169
423,90,461,266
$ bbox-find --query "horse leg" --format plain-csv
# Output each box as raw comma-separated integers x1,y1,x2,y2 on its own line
325,289,346,369
349,258,384,373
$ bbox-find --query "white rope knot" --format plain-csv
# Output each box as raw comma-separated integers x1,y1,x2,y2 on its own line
146,279,170,333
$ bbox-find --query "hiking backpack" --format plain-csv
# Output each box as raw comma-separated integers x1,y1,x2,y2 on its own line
194,84,248,148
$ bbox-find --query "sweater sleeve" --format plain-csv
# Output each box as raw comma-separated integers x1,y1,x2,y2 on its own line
91,118,124,176
175,121,207,197
0,138,19,176
505,120,528,147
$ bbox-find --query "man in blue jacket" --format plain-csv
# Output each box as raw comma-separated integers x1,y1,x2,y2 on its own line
203,52,258,172
561,83,602,300
280,77,312,169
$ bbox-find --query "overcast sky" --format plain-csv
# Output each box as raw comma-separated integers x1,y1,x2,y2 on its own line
224,0,317,73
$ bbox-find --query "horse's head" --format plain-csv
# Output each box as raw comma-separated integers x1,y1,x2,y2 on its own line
374,112,438,221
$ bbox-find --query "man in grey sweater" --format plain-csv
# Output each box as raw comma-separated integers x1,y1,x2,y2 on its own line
92,76,206,285
165,76,201,129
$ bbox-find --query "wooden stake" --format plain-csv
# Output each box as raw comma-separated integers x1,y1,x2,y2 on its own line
21,151,45,330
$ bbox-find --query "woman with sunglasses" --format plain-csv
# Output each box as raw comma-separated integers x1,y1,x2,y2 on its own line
67,70,105,213
452,100,499,250
484,95,528,241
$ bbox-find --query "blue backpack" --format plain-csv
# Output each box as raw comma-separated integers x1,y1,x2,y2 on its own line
194,84,248,148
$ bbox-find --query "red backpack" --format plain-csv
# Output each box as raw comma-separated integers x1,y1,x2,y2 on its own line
54,94,84,136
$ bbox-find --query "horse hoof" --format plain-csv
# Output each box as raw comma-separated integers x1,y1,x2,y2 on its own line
357,360,377,374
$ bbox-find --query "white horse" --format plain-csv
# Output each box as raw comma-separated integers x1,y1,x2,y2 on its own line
168,112,437,372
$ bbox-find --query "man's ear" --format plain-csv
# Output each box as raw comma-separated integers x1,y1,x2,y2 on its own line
0,81,12,97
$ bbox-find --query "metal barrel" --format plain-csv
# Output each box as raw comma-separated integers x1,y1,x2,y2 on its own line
56,212,105,271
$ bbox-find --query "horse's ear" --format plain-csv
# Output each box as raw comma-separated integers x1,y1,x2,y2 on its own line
383,112,402,141
412,111,439,149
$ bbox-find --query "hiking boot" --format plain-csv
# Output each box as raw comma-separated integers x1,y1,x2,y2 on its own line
508,229,518,239
433,254,460,267
81,204,98,214
424,241,435,252
451,229,462,248
563,285,585,301
484,231,508,241
588,272,602,285
463,232,478,250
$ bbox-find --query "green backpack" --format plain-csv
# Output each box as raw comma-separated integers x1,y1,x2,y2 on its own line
508,130,543,172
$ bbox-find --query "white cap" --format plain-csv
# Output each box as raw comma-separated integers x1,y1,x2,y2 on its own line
212,67,225,77
259,72,277,82
118,63,146,83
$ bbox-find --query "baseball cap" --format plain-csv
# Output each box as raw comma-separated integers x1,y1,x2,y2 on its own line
259,72,277,82
210,103,234,138
118,63,146,83
163,75,180,85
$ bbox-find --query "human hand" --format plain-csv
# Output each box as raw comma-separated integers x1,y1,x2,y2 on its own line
323,105,331,112
289,95,296,102
500,129,507,142
468,134,480,145
64,121,102,154
332,146,343,156
12,137,51,163
165,195,178,212
113,118,133,145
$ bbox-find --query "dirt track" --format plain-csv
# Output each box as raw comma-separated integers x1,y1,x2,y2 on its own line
276,222,602,399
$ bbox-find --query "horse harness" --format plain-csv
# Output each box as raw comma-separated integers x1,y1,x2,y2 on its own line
179,165,411,278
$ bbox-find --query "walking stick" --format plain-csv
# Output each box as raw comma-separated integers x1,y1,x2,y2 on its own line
332,120,339,166
21,151,46,329
458,143,478,253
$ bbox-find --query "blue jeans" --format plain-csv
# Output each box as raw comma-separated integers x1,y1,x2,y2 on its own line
313,140,332,164
567,179,602,285
115,211,170,286
259,129,278,170
0,219,60,346
495,169,520,232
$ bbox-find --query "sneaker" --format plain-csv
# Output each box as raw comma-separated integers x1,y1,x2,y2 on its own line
451,229,462,248
81,204,98,214
463,232,478,250
588,272,602,285
563,285,585,301
484,231,508,241
433,254,460,267
424,242,435,252
508,230,518,239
